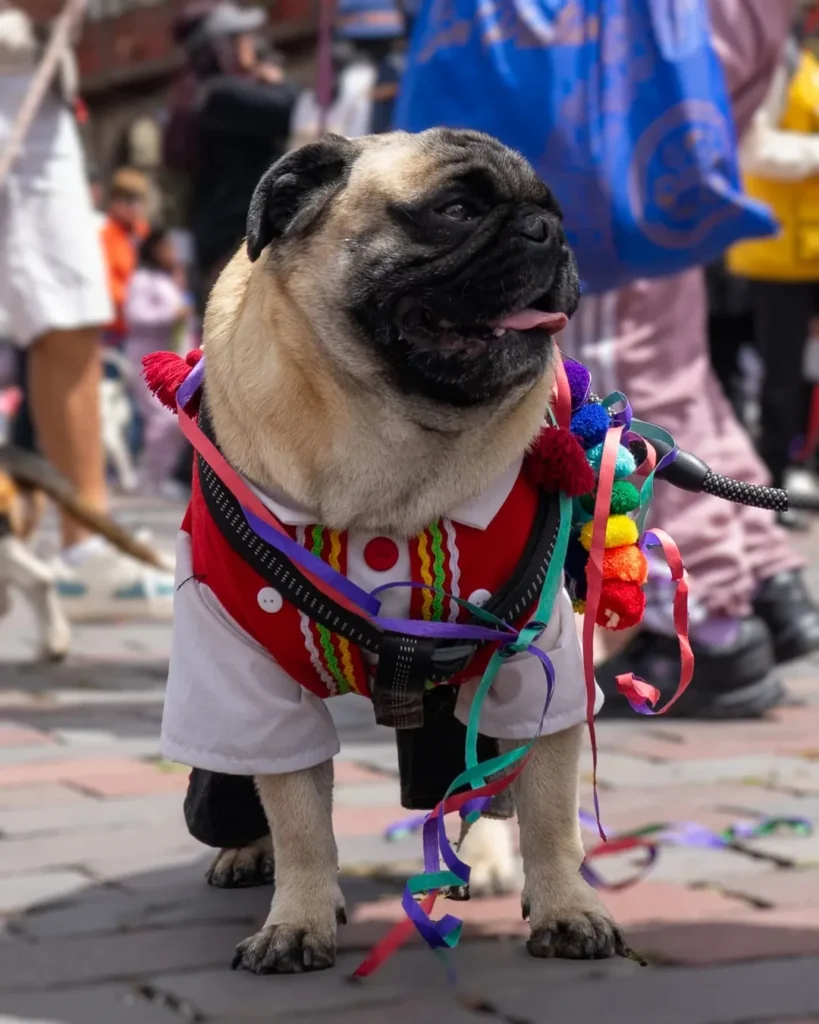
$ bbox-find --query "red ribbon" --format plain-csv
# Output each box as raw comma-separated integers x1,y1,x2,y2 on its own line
616,528,693,715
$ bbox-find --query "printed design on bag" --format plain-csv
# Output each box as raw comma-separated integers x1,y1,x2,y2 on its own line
417,0,473,64
629,100,735,250
478,0,556,49
649,0,706,60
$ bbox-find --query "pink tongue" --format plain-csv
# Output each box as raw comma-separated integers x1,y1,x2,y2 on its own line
494,308,568,333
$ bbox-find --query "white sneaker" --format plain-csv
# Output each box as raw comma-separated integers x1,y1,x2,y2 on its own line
54,541,176,622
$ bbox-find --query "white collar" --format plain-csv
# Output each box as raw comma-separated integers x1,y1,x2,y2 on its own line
248,455,523,533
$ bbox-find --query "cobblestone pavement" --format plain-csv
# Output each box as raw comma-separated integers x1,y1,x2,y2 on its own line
1,497,819,1022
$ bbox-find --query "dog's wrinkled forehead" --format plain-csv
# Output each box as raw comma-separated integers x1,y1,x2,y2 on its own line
344,129,551,219
245,129,552,262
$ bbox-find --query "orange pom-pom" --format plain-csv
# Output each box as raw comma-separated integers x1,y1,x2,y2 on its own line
595,579,645,631
601,545,649,584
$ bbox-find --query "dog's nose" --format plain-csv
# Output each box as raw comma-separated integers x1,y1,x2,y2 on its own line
519,207,554,245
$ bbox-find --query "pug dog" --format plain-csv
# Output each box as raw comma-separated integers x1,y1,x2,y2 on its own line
161,128,625,975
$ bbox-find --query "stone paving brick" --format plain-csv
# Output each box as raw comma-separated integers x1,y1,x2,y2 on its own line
600,881,748,926
705,867,819,908
596,755,819,790
75,769,188,799
0,984,181,1023
0,869,91,914
0,923,247,992
0,753,156,785
0,821,201,875
0,794,183,837
0,725,53,748
582,844,766,888
333,804,410,838
489,955,819,1024
340,744,399,775
739,830,819,866
335,761,392,785
337,832,422,869
0,783,90,810
334,783,405,807
630,910,819,967
154,945,639,1021
14,886,146,939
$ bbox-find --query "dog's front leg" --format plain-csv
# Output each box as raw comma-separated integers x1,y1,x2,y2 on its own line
231,761,345,974
500,724,627,959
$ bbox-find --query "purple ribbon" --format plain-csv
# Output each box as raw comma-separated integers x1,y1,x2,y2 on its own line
177,355,205,409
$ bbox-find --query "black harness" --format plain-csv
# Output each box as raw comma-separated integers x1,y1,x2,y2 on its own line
195,407,561,811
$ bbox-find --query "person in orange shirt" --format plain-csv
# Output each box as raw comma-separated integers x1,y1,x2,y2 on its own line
99,168,150,346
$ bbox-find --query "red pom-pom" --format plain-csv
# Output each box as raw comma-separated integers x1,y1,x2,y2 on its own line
526,427,596,497
596,579,645,631
142,349,203,412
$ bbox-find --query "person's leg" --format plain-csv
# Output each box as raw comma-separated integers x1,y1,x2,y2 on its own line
561,270,804,715
27,327,107,549
708,311,752,424
753,281,813,489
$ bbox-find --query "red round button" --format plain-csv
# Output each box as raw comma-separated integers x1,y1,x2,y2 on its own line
364,537,399,572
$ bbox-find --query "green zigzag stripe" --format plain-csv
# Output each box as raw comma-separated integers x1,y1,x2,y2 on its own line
429,520,446,621
310,525,350,695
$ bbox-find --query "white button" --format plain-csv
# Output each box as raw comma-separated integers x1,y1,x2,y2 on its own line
467,588,492,608
257,587,283,613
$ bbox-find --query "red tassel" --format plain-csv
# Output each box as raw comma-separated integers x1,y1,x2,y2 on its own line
526,426,596,497
142,349,203,412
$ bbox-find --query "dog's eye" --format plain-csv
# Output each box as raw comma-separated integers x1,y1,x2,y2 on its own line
437,200,481,222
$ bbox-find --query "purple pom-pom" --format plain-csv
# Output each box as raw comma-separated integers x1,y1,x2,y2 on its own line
564,359,591,411
571,402,610,449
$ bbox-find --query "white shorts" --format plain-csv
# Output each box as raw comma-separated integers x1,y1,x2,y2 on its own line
161,532,603,776
0,76,112,346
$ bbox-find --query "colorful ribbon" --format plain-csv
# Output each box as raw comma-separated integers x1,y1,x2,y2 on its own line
175,352,700,978
578,811,812,890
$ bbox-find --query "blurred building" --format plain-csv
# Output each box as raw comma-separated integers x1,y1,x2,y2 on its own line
25,0,319,219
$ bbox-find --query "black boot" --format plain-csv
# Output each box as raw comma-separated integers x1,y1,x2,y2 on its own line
595,616,784,719
753,569,819,663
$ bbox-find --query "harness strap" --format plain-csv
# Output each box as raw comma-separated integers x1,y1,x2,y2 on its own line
195,402,563,686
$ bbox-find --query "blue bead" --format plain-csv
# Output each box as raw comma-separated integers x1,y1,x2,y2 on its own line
570,403,610,449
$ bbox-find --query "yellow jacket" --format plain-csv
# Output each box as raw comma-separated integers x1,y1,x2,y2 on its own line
727,49,819,281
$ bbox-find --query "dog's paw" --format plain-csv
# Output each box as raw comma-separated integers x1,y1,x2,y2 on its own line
206,836,274,889
458,815,521,897
231,923,338,974
526,910,628,960
522,880,627,960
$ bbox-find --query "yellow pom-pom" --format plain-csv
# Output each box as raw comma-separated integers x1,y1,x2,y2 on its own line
579,515,639,552
572,598,586,615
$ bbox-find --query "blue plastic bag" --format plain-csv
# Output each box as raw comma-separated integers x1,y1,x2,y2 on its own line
394,0,776,294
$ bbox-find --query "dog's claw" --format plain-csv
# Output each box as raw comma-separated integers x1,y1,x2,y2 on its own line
231,925,337,975
527,912,628,960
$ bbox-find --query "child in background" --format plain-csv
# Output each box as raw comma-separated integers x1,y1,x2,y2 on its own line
124,228,193,498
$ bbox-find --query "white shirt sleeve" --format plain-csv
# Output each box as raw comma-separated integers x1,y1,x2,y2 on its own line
454,589,602,740
740,62,819,182
161,532,340,775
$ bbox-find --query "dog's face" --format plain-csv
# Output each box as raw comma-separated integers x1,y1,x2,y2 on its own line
245,129,578,419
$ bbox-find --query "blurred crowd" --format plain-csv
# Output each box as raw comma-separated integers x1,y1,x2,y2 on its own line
2,0,819,716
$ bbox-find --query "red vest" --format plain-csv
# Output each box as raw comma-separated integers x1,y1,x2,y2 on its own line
183,467,541,701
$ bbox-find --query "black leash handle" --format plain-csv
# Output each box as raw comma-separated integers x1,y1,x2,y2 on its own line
649,437,794,513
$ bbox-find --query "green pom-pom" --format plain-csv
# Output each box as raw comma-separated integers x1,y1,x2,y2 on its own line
579,480,641,517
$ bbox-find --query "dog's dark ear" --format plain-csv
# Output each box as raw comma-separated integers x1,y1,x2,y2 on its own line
246,135,357,262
